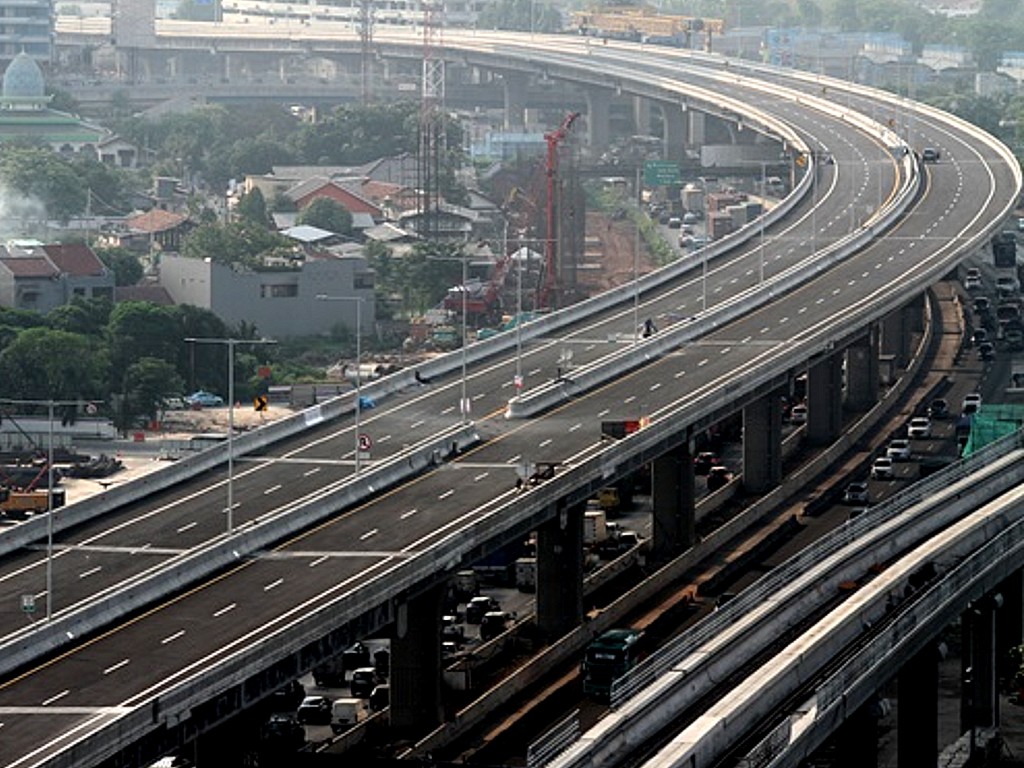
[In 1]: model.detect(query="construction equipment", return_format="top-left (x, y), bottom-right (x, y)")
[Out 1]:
top-left (538, 112), bottom-right (581, 310)
top-left (0, 487), bottom-right (66, 518)
top-left (571, 7), bottom-right (724, 51)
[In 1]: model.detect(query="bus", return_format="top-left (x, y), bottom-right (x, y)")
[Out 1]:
top-left (581, 628), bottom-right (643, 700)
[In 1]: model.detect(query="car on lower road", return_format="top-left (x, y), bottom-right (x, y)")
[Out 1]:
top-left (928, 398), bottom-right (950, 419)
top-left (843, 481), bottom-right (870, 504)
top-left (871, 456), bottom-right (895, 480)
top-left (185, 390), bottom-right (224, 408)
top-left (886, 439), bottom-right (912, 461)
top-left (295, 695), bottom-right (333, 726)
top-left (907, 417), bottom-right (932, 439)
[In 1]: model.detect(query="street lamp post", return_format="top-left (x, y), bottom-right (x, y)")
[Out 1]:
top-left (2, 397), bottom-right (83, 621)
top-left (759, 161), bottom-right (766, 285)
top-left (428, 253), bottom-right (470, 422)
top-left (315, 295), bottom-right (367, 473)
top-left (185, 337), bottom-right (276, 533)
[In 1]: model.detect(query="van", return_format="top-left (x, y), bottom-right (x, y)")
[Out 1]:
top-left (331, 697), bottom-right (369, 731)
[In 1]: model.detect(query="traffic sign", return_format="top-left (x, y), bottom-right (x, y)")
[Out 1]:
top-left (644, 160), bottom-right (681, 187)
top-left (253, 394), bottom-right (269, 412)
top-left (21, 594), bottom-right (35, 614)
top-left (358, 433), bottom-right (373, 452)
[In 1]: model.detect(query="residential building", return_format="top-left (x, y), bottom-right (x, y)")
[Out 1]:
top-left (158, 251), bottom-right (375, 339)
top-left (0, 0), bottom-right (51, 63)
top-left (0, 242), bottom-right (113, 313)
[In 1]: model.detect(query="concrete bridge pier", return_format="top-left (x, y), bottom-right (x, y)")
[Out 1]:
top-left (651, 442), bottom-right (696, 564)
top-left (997, 572), bottom-right (1023, 685)
top-left (503, 73), bottom-right (528, 131)
top-left (880, 309), bottom-right (911, 370)
top-left (835, 700), bottom-right (879, 768)
top-left (742, 388), bottom-right (784, 493)
top-left (844, 329), bottom-right (880, 411)
top-left (585, 89), bottom-right (611, 153)
top-left (633, 95), bottom-right (653, 138)
top-left (536, 500), bottom-right (585, 643)
top-left (962, 594), bottom-right (1003, 736)
top-left (806, 353), bottom-right (844, 446)
top-left (898, 642), bottom-right (942, 766)
top-left (688, 110), bottom-right (706, 149)
top-left (662, 103), bottom-right (687, 161)
top-left (390, 583), bottom-right (446, 736)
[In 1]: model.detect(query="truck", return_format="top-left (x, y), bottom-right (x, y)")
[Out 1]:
top-left (581, 628), bottom-right (643, 700)
top-left (0, 487), bottom-right (65, 518)
top-left (584, 509), bottom-right (608, 546)
top-left (515, 557), bottom-right (536, 592)
top-left (330, 697), bottom-right (369, 732)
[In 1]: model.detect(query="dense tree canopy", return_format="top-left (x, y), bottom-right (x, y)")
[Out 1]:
top-left (296, 197), bottom-right (353, 235)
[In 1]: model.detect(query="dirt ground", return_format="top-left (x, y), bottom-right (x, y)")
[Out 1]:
top-left (576, 212), bottom-right (659, 294)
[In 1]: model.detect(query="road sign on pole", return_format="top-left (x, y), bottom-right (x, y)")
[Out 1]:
top-left (357, 433), bottom-right (372, 452)
top-left (644, 160), bottom-right (681, 187)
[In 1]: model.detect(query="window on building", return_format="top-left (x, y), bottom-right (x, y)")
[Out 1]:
top-left (261, 284), bottom-right (299, 298)
top-left (354, 272), bottom-right (375, 290)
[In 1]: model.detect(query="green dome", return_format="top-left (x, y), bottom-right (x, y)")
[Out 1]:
top-left (3, 53), bottom-right (44, 99)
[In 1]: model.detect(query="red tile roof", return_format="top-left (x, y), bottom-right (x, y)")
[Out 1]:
top-left (0, 256), bottom-right (58, 278)
top-left (125, 209), bottom-right (188, 234)
top-left (42, 243), bottom-right (106, 277)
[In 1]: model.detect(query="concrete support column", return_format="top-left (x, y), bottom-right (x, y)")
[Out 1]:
top-left (972, 598), bottom-right (1000, 729)
top-left (662, 104), bottom-right (687, 161)
top-left (898, 644), bottom-right (940, 767)
top-left (835, 701), bottom-right (879, 768)
top-left (585, 89), bottom-right (611, 153)
top-left (503, 73), bottom-right (528, 131)
top-left (880, 310), bottom-right (910, 369)
top-left (844, 329), bottom-right (879, 411)
top-left (806, 353), bottom-right (843, 446)
top-left (906, 293), bottom-right (925, 334)
top-left (223, 53), bottom-right (233, 81)
top-left (742, 390), bottom-right (783, 493)
top-left (390, 583), bottom-right (445, 736)
top-left (688, 110), bottom-right (706, 147)
top-left (998, 571), bottom-right (1023, 687)
top-left (536, 501), bottom-right (585, 643)
top-left (651, 443), bottom-right (695, 563)
top-left (633, 95), bottom-right (653, 137)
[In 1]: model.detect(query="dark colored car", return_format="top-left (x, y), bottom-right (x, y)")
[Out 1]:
top-left (466, 595), bottom-right (500, 624)
top-left (349, 667), bottom-right (380, 698)
top-left (260, 714), bottom-right (305, 750)
top-left (295, 695), bottom-right (332, 726)
top-left (706, 466), bottom-right (732, 492)
top-left (928, 398), bottom-right (950, 419)
top-left (693, 451), bottom-right (719, 475)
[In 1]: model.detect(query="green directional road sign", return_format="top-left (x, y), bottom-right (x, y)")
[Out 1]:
top-left (644, 160), bottom-right (681, 187)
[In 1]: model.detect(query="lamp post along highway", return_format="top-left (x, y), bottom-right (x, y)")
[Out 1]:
top-left (2, 397), bottom-right (87, 620)
top-left (315, 295), bottom-right (366, 473)
top-left (185, 337), bottom-right (276, 533)
top-left (427, 253), bottom-right (471, 421)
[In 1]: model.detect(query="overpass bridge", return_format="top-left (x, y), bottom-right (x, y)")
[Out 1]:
top-left (0, 26), bottom-right (1019, 768)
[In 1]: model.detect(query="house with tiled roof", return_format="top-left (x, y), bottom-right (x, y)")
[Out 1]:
top-left (285, 178), bottom-right (383, 219)
top-left (0, 243), bottom-right (114, 313)
top-left (100, 209), bottom-right (192, 254)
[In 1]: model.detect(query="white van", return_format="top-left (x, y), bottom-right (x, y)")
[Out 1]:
top-left (331, 697), bottom-right (369, 731)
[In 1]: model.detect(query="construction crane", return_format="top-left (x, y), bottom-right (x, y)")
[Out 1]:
top-left (539, 111), bottom-right (580, 310)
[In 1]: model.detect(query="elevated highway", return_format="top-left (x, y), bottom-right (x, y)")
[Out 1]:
top-left (0, 27), bottom-right (1018, 768)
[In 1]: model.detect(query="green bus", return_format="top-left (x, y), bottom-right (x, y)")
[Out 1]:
top-left (581, 628), bottom-right (643, 700)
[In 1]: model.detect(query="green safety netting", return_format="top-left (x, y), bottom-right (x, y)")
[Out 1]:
top-left (961, 405), bottom-right (1024, 457)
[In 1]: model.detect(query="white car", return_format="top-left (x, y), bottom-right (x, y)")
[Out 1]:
top-left (871, 456), bottom-right (895, 480)
top-left (962, 393), bottom-right (982, 416)
top-left (789, 404), bottom-right (808, 424)
top-left (886, 439), bottom-right (912, 461)
top-left (843, 481), bottom-right (869, 504)
top-left (907, 417), bottom-right (932, 439)
top-left (964, 273), bottom-right (982, 291)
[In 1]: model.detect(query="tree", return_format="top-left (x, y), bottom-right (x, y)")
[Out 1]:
top-left (296, 197), bottom-right (353, 235)
top-left (0, 327), bottom-right (108, 401)
top-left (47, 296), bottom-right (113, 337)
top-left (124, 357), bottom-right (184, 423)
top-left (95, 246), bottom-right (144, 287)
top-left (235, 188), bottom-right (269, 226)
top-left (0, 146), bottom-right (88, 222)
top-left (182, 220), bottom-right (292, 267)
top-left (107, 302), bottom-right (182, 382)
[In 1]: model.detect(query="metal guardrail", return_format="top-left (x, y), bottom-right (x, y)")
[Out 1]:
top-left (527, 711), bottom-right (581, 768)
top-left (0, 423), bottom-right (480, 679)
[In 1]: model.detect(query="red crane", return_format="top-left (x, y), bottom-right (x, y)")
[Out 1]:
top-left (539, 111), bottom-right (581, 309)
